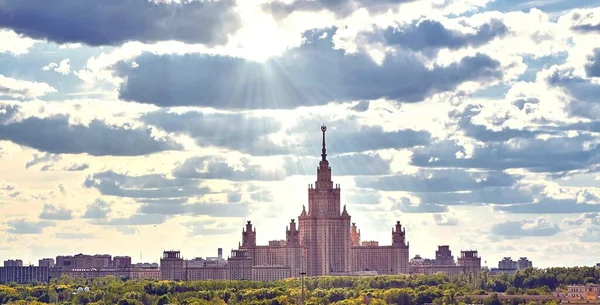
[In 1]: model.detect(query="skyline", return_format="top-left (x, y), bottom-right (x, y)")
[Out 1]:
top-left (1, 0), bottom-right (600, 269)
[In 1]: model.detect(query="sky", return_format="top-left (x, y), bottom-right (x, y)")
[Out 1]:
top-left (0, 0), bottom-right (599, 269)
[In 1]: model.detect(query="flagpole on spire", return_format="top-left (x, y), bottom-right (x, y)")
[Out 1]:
top-left (321, 124), bottom-right (327, 161)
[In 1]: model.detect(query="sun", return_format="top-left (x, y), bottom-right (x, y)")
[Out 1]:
top-left (233, 3), bottom-right (290, 63)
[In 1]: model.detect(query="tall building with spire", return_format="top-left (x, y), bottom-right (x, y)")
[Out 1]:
top-left (298, 125), bottom-right (351, 276)
top-left (233, 125), bottom-right (410, 278)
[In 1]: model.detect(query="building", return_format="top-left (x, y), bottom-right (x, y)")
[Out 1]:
top-left (409, 247), bottom-right (481, 277)
top-left (236, 125), bottom-right (410, 277)
top-left (228, 249), bottom-right (252, 280)
top-left (350, 222), bottom-right (410, 274)
top-left (113, 256), bottom-right (132, 268)
top-left (558, 284), bottom-right (600, 304)
top-left (490, 256), bottom-right (533, 275)
top-left (39, 258), bottom-right (55, 268)
top-left (160, 250), bottom-right (185, 281)
top-left (55, 253), bottom-right (112, 270)
top-left (3, 259), bottom-right (23, 267)
top-left (252, 266), bottom-right (291, 281)
top-left (0, 265), bottom-right (49, 284)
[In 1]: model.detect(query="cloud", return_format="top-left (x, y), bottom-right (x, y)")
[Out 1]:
top-left (344, 189), bottom-right (381, 205)
top-left (82, 199), bottom-right (111, 219)
top-left (116, 28), bottom-right (503, 109)
top-left (173, 156), bottom-right (288, 181)
top-left (137, 201), bottom-right (250, 218)
top-left (54, 232), bottom-right (95, 239)
top-left (185, 219), bottom-right (238, 237)
top-left (84, 171), bottom-right (211, 199)
top-left (0, 30), bottom-right (37, 55)
top-left (372, 18), bottom-right (508, 55)
top-left (142, 110), bottom-right (431, 156)
top-left (0, 74), bottom-right (56, 98)
top-left (390, 197), bottom-right (448, 213)
top-left (494, 199), bottom-right (600, 214)
top-left (42, 59), bottom-right (71, 75)
top-left (0, 110), bottom-right (182, 156)
top-left (96, 214), bottom-right (168, 226)
top-left (562, 212), bottom-right (600, 226)
top-left (411, 136), bottom-right (600, 174)
top-left (490, 217), bottom-right (560, 238)
top-left (39, 204), bottom-right (73, 220)
top-left (355, 169), bottom-right (517, 192)
top-left (25, 153), bottom-right (89, 172)
top-left (5, 219), bottom-right (55, 234)
top-left (286, 153), bottom-right (392, 176)
top-left (433, 214), bottom-right (459, 226)
top-left (417, 187), bottom-right (533, 206)
top-left (264, 0), bottom-right (416, 18)
top-left (585, 48), bottom-right (600, 78)
top-left (0, 0), bottom-right (240, 46)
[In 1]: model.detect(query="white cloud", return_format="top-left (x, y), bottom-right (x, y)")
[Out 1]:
top-left (0, 74), bottom-right (56, 98)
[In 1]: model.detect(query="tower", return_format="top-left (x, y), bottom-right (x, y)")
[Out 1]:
top-left (351, 223), bottom-right (361, 246)
top-left (390, 221), bottom-right (410, 274)
top-left (240, 221), bottom-right (257, 265)
top-left (298, 125), bottom-right (351, 276)
top-left (286, 219), bottom-right (300, 246)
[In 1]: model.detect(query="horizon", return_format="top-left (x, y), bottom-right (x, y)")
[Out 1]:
top-left (1, 0), bottom-right (600, 270)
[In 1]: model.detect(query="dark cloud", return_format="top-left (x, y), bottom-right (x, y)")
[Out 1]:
top-left (585, 48), bottom-right (600, 78)
top-left (494, 198), bottom-right (600, 214)
top-left (137, 201), bottom-right (249, 218)
top-left (490, 218), bottom-right (560, 238)
top-left (94, 214), bottom-right (167, 226)
top-left (84, 171), bottom-right (211, 198)
top-left (0, 112), bottom-right (181, 156)
top-left (5, 219), bottom-right (55, 234)
top-left (286, 153), bottom-right (392, 176)
top-left (82, 199), bottom-right (111, 219)
top-left (25, 153), bottom-right (89, 171)
top-left (417, 187), bottom-right (533, 206)
top-left (355, 169), bottom-right (517, 192)
top-left (0, 0), bottom-right (240, 46)
top-left (143, 110), bottom-right (431, 156)
top-left (390, 197), bottom-right (448, 213)
top-left (452, 104), bottom-right (543, 143)
top-left (117, 28), bottom-right (503, 110)
top-left (141, 110), bottom-right (282, 155)
top-left (373, 18), bottom-right (507, 55)
top-left (39, 204), bottom-right (73, 220)
top-left (545, 66), bottom-right (600, 119)
top-left (173, 156), bottom-right (288, 181)
top-left (264, 0), bottom-right (415, 18)
top-left (411, 135), bottom-right (600, 174)
top-left (227, 192), bottom-right (243, 203)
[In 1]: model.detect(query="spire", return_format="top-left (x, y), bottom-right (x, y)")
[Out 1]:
top-left (321, 124), bottom-right (327, 161)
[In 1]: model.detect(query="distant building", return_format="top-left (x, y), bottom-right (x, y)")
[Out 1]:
top-left (39, 258), bottom-right (55, 268)
top-left (160, 251), bottom-right (185, 281)
top-left (3, 259), bottom-right (23, 267)
top-left (0, 265), bottom-right (48, 284)
top-left (252, 265), bottom-right (291, 281)
top-left (490, 256), bottom-right (533, 275)
top-left (409, 247), bottom-right (481, 277)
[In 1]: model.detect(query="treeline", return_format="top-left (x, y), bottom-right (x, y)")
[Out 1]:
top-left (0, 266), bottom-right (598, 305)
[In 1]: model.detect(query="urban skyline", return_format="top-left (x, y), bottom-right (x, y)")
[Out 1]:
top-left (1, 0), bottom-right (600, 270)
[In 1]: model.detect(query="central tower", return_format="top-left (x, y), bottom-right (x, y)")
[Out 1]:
top-left (298, 125), bottom-right (351, 276)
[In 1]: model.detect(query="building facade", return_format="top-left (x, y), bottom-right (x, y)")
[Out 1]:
top-left (235, 125), bottom-right (410, 278)
top-left (409, 246), bottom-right (481, 277)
